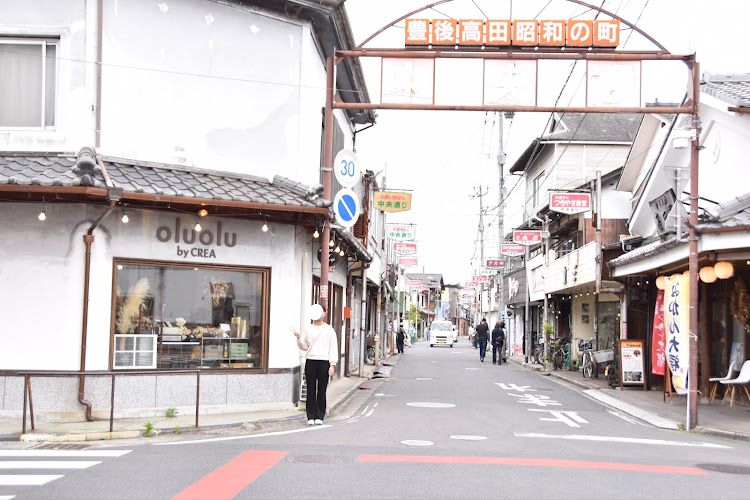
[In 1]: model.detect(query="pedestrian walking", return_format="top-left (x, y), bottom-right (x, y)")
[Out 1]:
top-left (492, 321), bottom-right (506, 365)
top-left (475, 318), bottom-right (490, 362)
top-left (426, 326), bottom-right (431, 342)
top-left (292, 303), bottom-right (338, 426)
top-left (396, 323), bottom-right (406, 353)
top-left (471, 324), bottom-right (477, 348)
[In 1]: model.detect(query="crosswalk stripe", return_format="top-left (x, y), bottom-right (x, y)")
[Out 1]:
top-left (0, 461), bottom-right (101, 469)
top-left (0, 495), bottom-right (17, 499)
top-left (0, 450), bottom-right (130, 458)
top-left (0, 475), bottom-right (63, 486)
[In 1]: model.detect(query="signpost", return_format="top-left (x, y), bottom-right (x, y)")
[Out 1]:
top-left (549, 192), bottom-right (592, 214)
top-left (333, 188), bottom-right (360, 228)
top-left (333, 149), bottom-right (361, 188)
top-left (513, 230), bottom-right (542, 245)
top-left (387, 224), bottom-right (416, 241)
top-left (500, 244), bottom-right (525, 256)
top-left (374, 191), bottom-right (412, 212)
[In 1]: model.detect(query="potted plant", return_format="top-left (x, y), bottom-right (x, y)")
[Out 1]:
top-left (542, 322), bottom-right (555, 371)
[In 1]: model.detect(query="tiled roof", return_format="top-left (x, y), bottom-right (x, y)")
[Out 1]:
top-left (697, 192), bottom-right (750, 231)
top-left (702, 73), bottom-right (750, 108)
top-left (548, 113), bottom-right (643, 142)
top-left (406, 273), bottom-right (443, 289)
top-left (606, 238), bottom-right (683, 268)
top-left (0, 148), bottom-right (327, 209)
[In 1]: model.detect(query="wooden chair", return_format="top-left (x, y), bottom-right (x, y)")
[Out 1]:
top-left (709, 361), bottom-right (736, 403)
top-left (721, 360), bottom-right (750, 407)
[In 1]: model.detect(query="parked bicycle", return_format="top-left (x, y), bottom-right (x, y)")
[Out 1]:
top-left (605, 341), bottom-right (620, 388)
top-left (577, 337), bottom-right (597, 378)
top-left (551, 337), bottom-right (571, 370)
top-left (532, 343), bottom-right (545, 365)
top-left (366, 345), bottom-right (383, 365)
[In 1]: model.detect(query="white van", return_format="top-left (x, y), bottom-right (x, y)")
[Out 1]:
top-left (430, 320), bottom-right (454, 347)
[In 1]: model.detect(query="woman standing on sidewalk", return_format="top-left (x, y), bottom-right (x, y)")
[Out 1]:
top-left (492, 321), bottom-right (505, 365)
top-left (293, 304), bottom-right (338, 426)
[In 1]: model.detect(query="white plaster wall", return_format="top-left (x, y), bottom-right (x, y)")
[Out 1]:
top-left (0, 203), bottom-right (309, 371)
top-left (0, 0), bottom-right (94, 151)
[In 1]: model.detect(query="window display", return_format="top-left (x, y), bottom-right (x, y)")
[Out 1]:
top-left (113, 260), bottom-right (268, 371)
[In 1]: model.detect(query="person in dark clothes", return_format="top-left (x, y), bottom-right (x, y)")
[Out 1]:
top-left (492, 321), bottom-right (506, 365)
top-left (475, 318), bottom-right (490, 362)
top-left (396, 323), bottom-right (406, 353)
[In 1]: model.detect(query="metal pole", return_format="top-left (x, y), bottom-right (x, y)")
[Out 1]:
top-left (687, 60), bottom-right (701, 430)
top-left (110, 374), bottom-right (115, 432)
top-left (195, 371), bottom-right (201, 428)
top-left (497, 113), bottom-right (509, 343)
top-left (595, 171), bottom-right (602, 348)
top-left (524, 246), bottom-right (531, 363)
top-left (359, 267), bottom-right (367, 377)
top-left (320, 56), bottom-right (334, 312)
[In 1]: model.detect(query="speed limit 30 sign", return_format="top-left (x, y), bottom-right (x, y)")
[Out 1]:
top-left (334, 149), bottom-right (362, 188)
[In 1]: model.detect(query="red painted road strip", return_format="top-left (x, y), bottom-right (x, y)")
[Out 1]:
top-left (173, 450), bottom-right (288, 500)
top-left (358, 455), bottom-right (708, 476)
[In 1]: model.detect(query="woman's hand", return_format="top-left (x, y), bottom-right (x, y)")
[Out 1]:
top-left (328, 365), bottom-right (335, 377)
top-left (290, 327), bottom-right (300, 339)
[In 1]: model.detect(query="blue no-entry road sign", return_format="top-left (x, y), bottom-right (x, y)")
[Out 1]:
top-left (333, 188), bottom-right (360, 228)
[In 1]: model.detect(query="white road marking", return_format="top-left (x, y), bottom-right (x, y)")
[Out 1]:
top-left (416, 377), bottom-right (433, 380)
top-left (465, 368), bottom-right (480, 371)
top-left (515, 432), bottom-right (732, 449)
top-left (0, 495), bottom-right (16, 499)
top-left (509, 393), bottom-right (562, 406)
top-left (529, 410), bottom-right (588, 428)
top-left (495, 383), bottom-right (536, 392)
top-left (608, 410), bottom-right (646, 426)
top-left (153, 425), bottom-right (331, 446)
top-left (373, 393), bottom-right (395, 397)
top-left (449, 435), bottom-right (487, 441)
top-left (0, 476), bottom-right (63, 486)
top-left (0, 461), bottom-right (101, 469)
top-left (401, 440), bottom-right (434, 446)
top-left (0, 450), bottom-right (130, 458)
top-left (406, 402), bottom-right (456, 408)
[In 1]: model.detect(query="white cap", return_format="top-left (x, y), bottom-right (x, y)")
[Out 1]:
top-left (307, 304), bottom-right (325, 321)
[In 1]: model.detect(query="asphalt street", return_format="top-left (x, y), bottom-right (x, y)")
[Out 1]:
top-left (2, 339), bottom-right (750, 499)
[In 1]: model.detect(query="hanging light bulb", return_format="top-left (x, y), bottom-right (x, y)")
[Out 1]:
top-left (195, 220), bottom-right (202, 232)
top-left (121, 206), bottom-right (129, 224)
top-left (261, 215), bottom-right (269, 232)
top-left (38, 201), bottom-right (47, 221)
top-left (329, 238), bottom-right (335, 248)
top-left (335, 244), bottom-right (341, 253)
top-left (313, 228), bottom-right (320, 239)
top-left (339, 248), bottom-right (345, 257)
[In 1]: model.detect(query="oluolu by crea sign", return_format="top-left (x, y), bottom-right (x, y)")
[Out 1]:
top-left (156, 218), bottom-right (237, 259)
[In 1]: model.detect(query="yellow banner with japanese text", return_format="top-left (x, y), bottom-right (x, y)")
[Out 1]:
top-left (374, 191), bottom-right (412, 213)
top-left (663, 276), bottom-right (690, 392)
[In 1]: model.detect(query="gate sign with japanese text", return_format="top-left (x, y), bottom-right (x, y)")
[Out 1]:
top-left (486, 259), bottom-right (506, 268)
top-left (405, 19), bottom-right (620, 48)
top-left (550, 192), bottom-right (591, 214)
top-left (394, 242), bottom-right (417, 254)
top-left (501, 244), bottom-right (525, 256)
top-left (387, 224), bottom-right (416, 241)
top-left (513, 230), bottom-right (542, 246)
top-left (374, 191), bottom-right (412, 213)
top-left (333, 149), bottom-right (361, 189)
top-left (399, 256), bottom-right (419, 268)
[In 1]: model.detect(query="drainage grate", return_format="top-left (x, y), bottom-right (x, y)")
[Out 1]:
top-left (696, 463), bottom-right (750, 475)
top-left (33, 443), bottom-right (90, 450)
top-left (287, 455), bottom-right (352, 465)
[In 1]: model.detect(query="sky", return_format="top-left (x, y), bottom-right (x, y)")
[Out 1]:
top-left (343, 0), bottom-right (750, 285)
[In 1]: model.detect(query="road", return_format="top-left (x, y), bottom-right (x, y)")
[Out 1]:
top-left (2, 340), bottom-right (750, 499)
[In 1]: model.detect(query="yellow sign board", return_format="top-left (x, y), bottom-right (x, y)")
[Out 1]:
top-left (374, 191), bottom-right (412, 213)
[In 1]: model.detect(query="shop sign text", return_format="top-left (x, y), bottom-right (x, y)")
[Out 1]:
top-left (156, 218), bottom-right (237, 260)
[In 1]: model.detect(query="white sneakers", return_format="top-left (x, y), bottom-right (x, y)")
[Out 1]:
top-left (307, 419), bottom-right (315, 426)
top-left (307, 419), bottom-right (324, 425)
top-left (314, 419), bottom-right (323, 425)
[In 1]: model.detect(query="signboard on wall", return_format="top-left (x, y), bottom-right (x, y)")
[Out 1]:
top-left (394, 242), bottom-right (418, 254)
top-left (485, 259), bottom-right (506, 268)
top-left (513, 230), bottom-right (542, 245)
top-left (501, 244), bottom-right (525, 256)
top-left (549, 192), bottom-right (591, 214)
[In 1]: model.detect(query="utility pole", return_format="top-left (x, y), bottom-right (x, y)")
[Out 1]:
top-left (476, 186), bottom-right (487, 322)
top-left (497, 112), bottom-right (513, 337)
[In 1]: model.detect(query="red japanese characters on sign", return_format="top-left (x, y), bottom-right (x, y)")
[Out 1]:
top-left (399, 257), bottom-right (419, 267)
top-left (394, 242), bottom-right (418, 254)
top-left (407, 279), bottom-right (422, 287)
top-left (485, 259), bottom-right (506, 268)
top-left (464, 281), bottom-right (478, 288)
top-left (473, 275), bottom-right (490, 283)
top-left (513, 230), bottom-right (542, 246)
top-left (405, 18), bottom-right (620, 48)
top-left (500, 244), bottom-right (526, 256)
top-left (549, 192), bottom-right (592, 214)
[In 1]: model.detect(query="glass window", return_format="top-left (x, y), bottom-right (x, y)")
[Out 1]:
top-left (0, 38), bottom-right (57, 128)
top-left (113, 260), bottom-right (269, 371)
top-left (532, 172), bottom-right (545, 208)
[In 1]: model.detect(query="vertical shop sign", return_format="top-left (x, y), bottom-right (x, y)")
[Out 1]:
top-left (651, 289), bottom-right (666, 376)
top-left (663, 276), bottom-right (690, 391)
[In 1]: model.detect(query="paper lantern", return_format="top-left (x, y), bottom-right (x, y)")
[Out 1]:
top-left (683, 269), bottom-right (690, 276)
top-left (655, 276), bottom-right (666, 290)
top-left (714, 261), bottom-right (734, 280)
top-left (699, 266), bottom-right (717, 283)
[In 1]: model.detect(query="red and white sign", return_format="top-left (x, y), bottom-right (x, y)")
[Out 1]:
top-left (394, 242), bottom-right (418, 254)
top-left (486, 259), bottom-right (506, 268)
top-left (513, 230), bottom-right (542, 245)
top-left (320, 285), bottom-right (328, 299)
top-left (473, 275), bottom-right (490, 283)
top-left (500, 244), bottom-right (526, 256)
top-left (407, 279), bottom-right (422, 288)
top-left (464, 281), bottom-right (478, 289)
top-left (398, 257), bottom-right (419, 268)
top-left (550, 192), bottom-right (591, 214)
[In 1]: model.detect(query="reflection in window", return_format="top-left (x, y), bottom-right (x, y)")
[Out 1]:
top-left (113, 262), bottom-right (267, 371)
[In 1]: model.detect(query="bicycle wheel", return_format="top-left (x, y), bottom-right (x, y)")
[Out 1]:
top-left (582, 352), bottom-right (594, 378)
top-left (553, 347), bottom-right (565, 369)
top-left (366, 346), bottom-right (375, 365)
top-left (533, 345), bottom-right (544, 364)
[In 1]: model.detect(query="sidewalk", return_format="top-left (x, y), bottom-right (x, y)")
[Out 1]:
top-left (0, 363), bottom-right (380, 443)
top-left (508, 354), bottom-right (750, 442)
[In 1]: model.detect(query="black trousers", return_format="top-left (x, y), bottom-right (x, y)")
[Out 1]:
top-left (493, 341), bottom-right (504, 364)
top-left (305, 359), bottom-right (330, 421)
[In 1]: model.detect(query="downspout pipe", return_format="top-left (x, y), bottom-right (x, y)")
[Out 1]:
top-left (79, 201), bottom-right (115, 421)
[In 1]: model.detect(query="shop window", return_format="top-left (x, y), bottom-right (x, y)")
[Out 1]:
top-left (113, 260), bottom-right (269, 371)
top-left (0, 38), bottom-right (57, 128)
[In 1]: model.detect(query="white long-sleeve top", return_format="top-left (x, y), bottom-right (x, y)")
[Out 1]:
top-left (297, 323), bottom-right (338, 365)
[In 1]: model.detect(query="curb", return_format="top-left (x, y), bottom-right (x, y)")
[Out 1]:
top-left (694, 426), bottom-right (750, 443)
